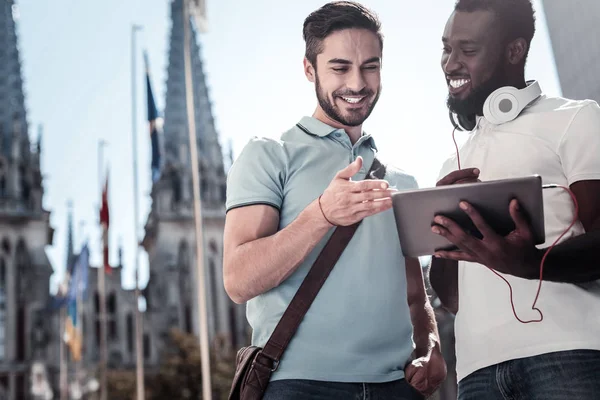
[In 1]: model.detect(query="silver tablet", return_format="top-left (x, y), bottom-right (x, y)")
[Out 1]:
top-left (391, 175), bottom-right (545, 257)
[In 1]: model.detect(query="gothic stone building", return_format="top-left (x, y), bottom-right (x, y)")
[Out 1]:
top-left (141, 0), bottom-right (247, 364)
top-left (0, 0), bottom-right (56, 398)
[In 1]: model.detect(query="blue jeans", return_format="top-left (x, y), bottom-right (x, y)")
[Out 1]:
top-left (263, 379), bottom-right (424, 400)
top-left (458, 349), bottom-right (600, 400)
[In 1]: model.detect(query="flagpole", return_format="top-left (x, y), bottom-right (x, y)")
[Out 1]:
top-left (130, 23), bottom-right (145, 400)
top-left (97, 140), bottom-right (108, 400)
top-left (182, 1), bottom-right (212, 398)
top-left (59, 306), bottom-right (68, 400)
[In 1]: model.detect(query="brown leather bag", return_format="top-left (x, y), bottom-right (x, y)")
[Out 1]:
top-left (228, 157), bottom-right (386, 400)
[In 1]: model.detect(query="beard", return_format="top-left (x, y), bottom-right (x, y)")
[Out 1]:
top-left (447, 61), bottom-right (508, 119)
top-left (315, 74), bottom-right (380, 127)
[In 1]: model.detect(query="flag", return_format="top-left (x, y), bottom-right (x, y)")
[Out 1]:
top-left (189, 0), bottom-right (208, 33)
top-left (144, 51), bottom-right (161, 183)
top-left (48, 244), bottom-right (90, 311)
top-left (64, 244), bottom-right (89, 361)
top-left (100, 174), bottom-right (111, 274)
top-left (64, 299), bottom-right (82, 361)
top-left (68, 244), bottom-right (90, 302)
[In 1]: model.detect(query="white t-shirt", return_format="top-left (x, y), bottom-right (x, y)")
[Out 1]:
top-left (438, 94), bottom-right (600, 381)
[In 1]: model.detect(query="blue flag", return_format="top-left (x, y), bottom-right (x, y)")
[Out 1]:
top-left (68, 243), bottom-right (90, 302)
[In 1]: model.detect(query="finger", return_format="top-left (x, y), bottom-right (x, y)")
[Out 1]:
top-left (404, 364), bottom-right (417, 382)
top-left (436, 168), bottom-right (480, 186)
top-left (454, 178), bottom-right (481, 185)
top-left (335, 156), bottom-right (363, 180)
top-left (353, 198), bottom-right (392, 220)
top-left (353, 179), bottom-right (390, 192)
top-left (433, 250), bottom-right (477, 262)
top-left (459, 201), bottom-right (498, 239)
top-left (355, 188), bottom-right (397, 202)
top-left (509, 199), bottom-right (532, 238)
top-left (431, 218), bottom-right (482, 254)
top-left (409, 370), bottom-right (428, 393)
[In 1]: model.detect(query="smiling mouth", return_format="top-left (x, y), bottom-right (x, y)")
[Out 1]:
top-left (338, 95), bottom-right (367, 105)
top-left (447, 77), bottom-right (471, 95)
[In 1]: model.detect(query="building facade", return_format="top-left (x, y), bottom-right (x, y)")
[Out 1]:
top-left (141, 0), bottom-right (247, 366)
top-left (542, 0), bottom-right (600, 102)
top-left (0, 1), bottom-right (57, 398)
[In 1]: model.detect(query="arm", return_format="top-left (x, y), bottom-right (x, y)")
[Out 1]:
top-left (406, 257), bottom-right (440, 357)
top-left (224, 156), bottom-right (394, 304)
top-left (404, 257), bottom-right (447, 396)
top-left (428, 258), bottom-right (459, 314)
top-left (433, 180), bottom-right (600, 283)
top-left (425, 167), bottom-right (479, 313)
top-left (534, 180), bottom-right (600, 283)
top-left (223, 202), bottom-right (331, 304)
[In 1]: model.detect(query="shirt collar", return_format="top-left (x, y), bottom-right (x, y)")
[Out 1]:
top-left (296, 116), bottom-right (378, 150)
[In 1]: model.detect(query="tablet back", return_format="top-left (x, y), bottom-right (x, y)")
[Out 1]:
top-left (391, 175), bottom-right (545, 257)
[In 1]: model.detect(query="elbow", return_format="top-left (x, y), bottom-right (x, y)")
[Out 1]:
top-left (223, 271), bottom-right (246, 305)
top-left (223, 260), bottom-right (248, 304)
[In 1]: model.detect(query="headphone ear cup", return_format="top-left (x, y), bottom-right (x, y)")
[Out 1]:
top-left (483, 87), bottom-right (521, 125)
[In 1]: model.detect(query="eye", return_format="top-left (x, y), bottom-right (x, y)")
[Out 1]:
top-left (332, 67), bottom-right (348, 72)
top-left (363, 65), bottom-right (379, 70)
top-left (462, 49), bottom-right (477, 56)
top-left (442, 46), bottom-right (451, 53)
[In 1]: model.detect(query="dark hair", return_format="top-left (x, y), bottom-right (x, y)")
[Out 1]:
top-left (302, 1), bottom-right (383, 67)
top-left (455, 0), bottom-right (536, 60)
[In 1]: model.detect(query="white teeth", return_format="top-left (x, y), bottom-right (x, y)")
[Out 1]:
top-left (341, 96), bottom-right (363, 104)
top-left (450, 79), bottom-right (470, 89)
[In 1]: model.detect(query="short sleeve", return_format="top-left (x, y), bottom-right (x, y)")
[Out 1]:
top-left (226, 137), bottom-right (286, 212)
top-left (558, 102), bottom-right (600, 185)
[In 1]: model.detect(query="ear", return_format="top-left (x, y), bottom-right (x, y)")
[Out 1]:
top-left (506, 38), bottom-right (528, 65)
top-left (304, 57), bottom-right (316, 82)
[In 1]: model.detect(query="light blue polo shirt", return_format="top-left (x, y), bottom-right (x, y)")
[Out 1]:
top-left (226, 116), bottom-right (418, 383)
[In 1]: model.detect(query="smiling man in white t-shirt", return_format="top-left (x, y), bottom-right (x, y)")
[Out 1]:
top-left (429, 0), bottom-right (600, 399)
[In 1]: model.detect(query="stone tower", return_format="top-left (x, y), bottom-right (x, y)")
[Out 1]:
top-left (0, 0), bottom-right (56, 398)
top-left (142, 0), bottom-right (247, 366)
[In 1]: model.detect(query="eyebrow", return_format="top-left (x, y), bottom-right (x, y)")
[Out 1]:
top-left (327, 57), bottom-right (381, 65)
top-left (442, 37), bottom-right (479, 46)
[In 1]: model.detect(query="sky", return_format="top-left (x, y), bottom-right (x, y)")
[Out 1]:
top-left (14, 0), bottom-right (562, 292)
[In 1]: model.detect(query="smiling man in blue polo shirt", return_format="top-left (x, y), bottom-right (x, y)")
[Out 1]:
top-left (223, 2), bottom-right (446, 399)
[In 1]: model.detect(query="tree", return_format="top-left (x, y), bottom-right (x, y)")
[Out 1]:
top-left (149, 329), bottom-right (236, 400)
top-left (106, 369), bottom-right (137, 400)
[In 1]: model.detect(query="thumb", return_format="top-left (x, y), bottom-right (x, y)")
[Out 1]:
top-left (509, 199), bottom-right (531, 237)
top-left (336, 156), bottom-right (363, 180)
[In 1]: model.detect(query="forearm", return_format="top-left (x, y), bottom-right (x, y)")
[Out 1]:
top-left (409, 300), bottom-right (440, 358)
top-left (525, 229), bottom-right (600, 283)
top-left (224, 200), bottom-right (332, 303)
top-left (428, 258), bottom-right (459, 314)
top-left (406, 257), bottom-right (441, 358)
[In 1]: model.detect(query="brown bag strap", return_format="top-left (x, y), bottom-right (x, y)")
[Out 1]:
top-left (259, 156), bottom-right (386, 367)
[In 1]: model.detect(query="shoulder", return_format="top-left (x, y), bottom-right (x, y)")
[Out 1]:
top-left (526, 96), bottom-right (599, 123)
top-left (238, 136), bottom-right (286, 157)
top-left (231, 136), bottom-right (288, 171)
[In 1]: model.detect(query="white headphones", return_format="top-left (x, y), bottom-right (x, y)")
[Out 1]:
top-left (483, 80), bottom-right (542, 125)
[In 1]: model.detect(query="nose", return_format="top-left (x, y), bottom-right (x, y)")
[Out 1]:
top-left (442, 50), bottom-right (462, 75)
top-left (346, 68), bottom-right (367, 92)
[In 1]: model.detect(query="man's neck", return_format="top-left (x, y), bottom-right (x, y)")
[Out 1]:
top-left (312, 108), bottom-right (362, 144)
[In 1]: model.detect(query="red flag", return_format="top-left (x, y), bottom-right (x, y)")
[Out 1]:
top-left (100, 174), bottom-right (111, 274)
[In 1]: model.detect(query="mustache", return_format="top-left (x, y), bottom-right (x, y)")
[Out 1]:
top-left (333, 88), bottom-right (374, 97)
top-left (446, 74), bottom-right (470, 80)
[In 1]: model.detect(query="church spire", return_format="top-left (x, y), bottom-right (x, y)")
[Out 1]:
top-left (0, 0), bottom-right (28, 158)
top-left (162, 0), bottom-right (224, 173)
top-left (66, 201), bottom-right (75, 271)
